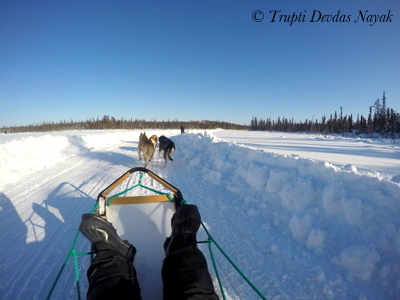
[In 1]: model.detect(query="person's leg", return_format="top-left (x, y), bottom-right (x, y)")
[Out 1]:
top-left (79, 214), bottom-right (142, 300)
top-left (87, 241), bottom-right (141, 300)
top-left (162, 205), bottom-right (219, 300)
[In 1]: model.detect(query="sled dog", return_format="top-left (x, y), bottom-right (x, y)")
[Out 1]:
top-left (149, 135), bottom-right (158, 148)
top-left (159, 135), bottom-right (175, 167)
top-left (138, 132), bottom-right (155, 168)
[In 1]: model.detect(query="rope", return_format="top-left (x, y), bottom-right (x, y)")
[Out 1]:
top-left (72, 249), bottom-right (81, 300)
top-left (46, 205), bottom-right (97, 300)
top-left (207, 240), bottom-right (227, 300)
top-left (107, 184), bottom-right (174, 205)
top-left (201, 223), bottom-right (268, 300)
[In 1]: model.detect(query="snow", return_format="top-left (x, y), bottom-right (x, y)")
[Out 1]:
top-left (0, 129), bottom-right (399, 299)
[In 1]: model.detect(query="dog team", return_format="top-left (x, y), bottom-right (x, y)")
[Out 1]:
top-left (138, 132), bottom-right (175, 168)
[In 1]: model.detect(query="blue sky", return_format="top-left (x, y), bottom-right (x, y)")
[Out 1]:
top-left (1, 0), bottom-right (399, 127)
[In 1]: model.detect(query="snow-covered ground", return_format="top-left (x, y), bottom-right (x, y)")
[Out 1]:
top-left (0, 129), bottom-right (399, 299)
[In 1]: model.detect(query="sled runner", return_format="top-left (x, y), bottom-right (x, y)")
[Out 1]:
top-left (47, 167), bottom-right (268, 300)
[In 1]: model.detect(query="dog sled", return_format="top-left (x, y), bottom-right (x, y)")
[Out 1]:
top-left (46, 167), bottom-right (268, 300)
top-left (95, 167), bottom-right (181, 299)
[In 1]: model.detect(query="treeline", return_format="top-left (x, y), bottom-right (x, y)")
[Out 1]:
top-left (2, 116), bottom-right (248, 133)
top-left (250, 92), bottom-right (400, 138)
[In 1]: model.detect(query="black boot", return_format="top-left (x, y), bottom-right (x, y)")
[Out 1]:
top-left (87, 241), bottom-right (142, 300)
top-left (79, 213), bottom-right (136, 259)
top-left (164, 204), bottom-right (201, 255)
top-left (162, 205), bottom-right (219, 299)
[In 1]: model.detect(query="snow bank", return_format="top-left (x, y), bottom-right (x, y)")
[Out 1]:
top-left (0, 130), bottom-right (133, 187)
top-left (172, 131), bottom-right (400, 299)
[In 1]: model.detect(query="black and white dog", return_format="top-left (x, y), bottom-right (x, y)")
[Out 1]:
top-left (158, 135), bottom-right (175, 167)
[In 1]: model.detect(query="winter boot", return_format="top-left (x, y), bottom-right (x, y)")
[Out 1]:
top-left (87, 241), bottom-right (142, 300)
top-left (162, 205), bottom-right (219, 299)
top-left (164, 204), bottom-right (201, 255)
top-left (79, 213), bottom-right (136, 260)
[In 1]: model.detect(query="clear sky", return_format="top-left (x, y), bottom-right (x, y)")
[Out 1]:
top-left (1, 0), bottom-right (399, 127)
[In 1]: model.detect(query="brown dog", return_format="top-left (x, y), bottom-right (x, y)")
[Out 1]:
top-left (138, 132), bottom-right (155, 168)
top-left (149, 135), bottom-right (158, 148)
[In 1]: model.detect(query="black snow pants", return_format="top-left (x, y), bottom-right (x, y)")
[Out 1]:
top-left (162, 248), bottom-right (219, 300)
top-left (86, 241), bottom-right (141, 300)
top-left (86, 241), bottom-right (219, 300)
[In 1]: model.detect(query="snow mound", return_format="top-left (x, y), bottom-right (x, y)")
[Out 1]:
top-left (172, 131), bottom-right (400, 299)
top-left (0, 131), bottom-right (130, 187)
top-left (332, 244), bottom-right (380, 281)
